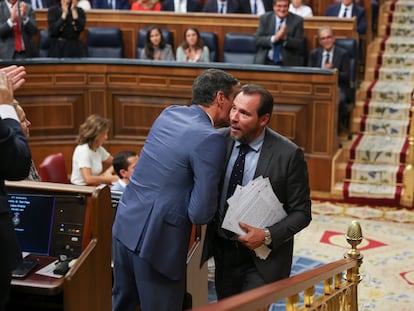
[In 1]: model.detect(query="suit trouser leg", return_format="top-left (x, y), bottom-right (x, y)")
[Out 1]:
top-left (112, 237), bottom-right (185, 311)
top-left (213, 237), bottom-right (266, 300)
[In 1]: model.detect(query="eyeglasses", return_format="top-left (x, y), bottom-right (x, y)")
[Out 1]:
top-left (319, 35), bottom-right (333, 41)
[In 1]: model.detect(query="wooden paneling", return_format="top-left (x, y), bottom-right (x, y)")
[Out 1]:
top-left (9, 60), bottom-right (339, 192)
top-left (32, 10), bottom-right (358, 60)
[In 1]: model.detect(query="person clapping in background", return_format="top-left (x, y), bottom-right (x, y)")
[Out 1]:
top-left (140, 25), bottom-right (174, 61)
top-left (47, 0), bottom-right (86, 57)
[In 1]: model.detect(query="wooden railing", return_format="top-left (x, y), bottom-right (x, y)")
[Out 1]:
top-left (2, 59), bottom-right (340, 192)
top-left (191, 221), bottom-right (364, 311)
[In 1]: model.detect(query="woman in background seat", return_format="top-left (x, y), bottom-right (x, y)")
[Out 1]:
top-left (176, 27), bottom-right (210, 62)
top-left (71, 114), bottom-right (118, 186)
top-left (131, 0), bottom-right (161, 11)
top-left (140, 26), bottom-right (174, 60)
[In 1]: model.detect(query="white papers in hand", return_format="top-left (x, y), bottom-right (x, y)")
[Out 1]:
top-left (222, 176), bottom-right (287, 236)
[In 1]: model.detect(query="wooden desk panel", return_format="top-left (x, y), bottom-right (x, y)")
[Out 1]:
top-left (11, 255), bottom-right (62, 296)
top-left (32, 10), bottom-right (358, 60)
top-left (7, 60), bottom-right (338, 192)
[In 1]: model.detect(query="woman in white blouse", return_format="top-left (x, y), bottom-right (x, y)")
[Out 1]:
top-left (289, 0), bottom-right (313, 17)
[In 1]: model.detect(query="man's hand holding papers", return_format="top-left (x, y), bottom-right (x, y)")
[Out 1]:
top-left (221, 176), bottom-right (287, 259)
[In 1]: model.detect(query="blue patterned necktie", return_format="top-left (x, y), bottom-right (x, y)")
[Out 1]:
top-left (218, 144), bottom-right (252, 238)
top-left (343, 8), bottom-right (348, 18)
top-left (226, 144), bottom-right (252, 201)
top-left (273, 19), bottom-right (284, 63)
top-left (253, 0), bottom-right (257, 15)
top-left (220, 2), bottom-right (225, 13)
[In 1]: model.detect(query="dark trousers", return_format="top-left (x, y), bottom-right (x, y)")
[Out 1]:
top-left (213, 237), bottom-right (266, 300)
top-left (112, 238), bottom-right (185, 311)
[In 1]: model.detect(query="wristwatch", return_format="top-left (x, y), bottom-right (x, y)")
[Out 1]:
top-left (263, 228), bottom-right (272, 246)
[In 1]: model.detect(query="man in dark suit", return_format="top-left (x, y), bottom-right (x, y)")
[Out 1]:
top-left (112, 69), bottom-right (240, 311)
top-left (161, 0), bottom-right (202, 12)
top-left (325, 0), bottom-right (367, 35)
top-left (92, 0), bottom-right (130, 10)
top-left (203, 0), bottom-right (243, 13)
top-left (240, 0), bottom-right (273, 15)
top-left (0, 67), bottom-right (31, 311)
top-left (0, 0), bottom-right (38, 59)
top-left (201, 84), bottom-right (312, 299)
top-left (309, 26), bottom-right (352, 133)
top-left (23, 0), bottom-right (55, 9)
top-left (254, 0), bottom-right (304, 66)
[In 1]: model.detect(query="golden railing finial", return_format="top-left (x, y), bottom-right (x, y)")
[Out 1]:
top-left (345, 220), bottom-right (363, 258)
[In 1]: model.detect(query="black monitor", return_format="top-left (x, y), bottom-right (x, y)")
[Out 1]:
top-left (8, 194), bottom-right (55, 256)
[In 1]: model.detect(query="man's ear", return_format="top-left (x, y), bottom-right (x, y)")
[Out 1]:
top-left (260, 113), bottom-right (270, 126)
top-left (119, 168), bottom-right (127, 179)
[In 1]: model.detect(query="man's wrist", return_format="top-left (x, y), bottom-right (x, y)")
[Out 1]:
top-left (263, 228), bottom-right (272, 245)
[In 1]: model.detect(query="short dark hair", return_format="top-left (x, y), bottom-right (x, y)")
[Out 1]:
top-left (192, 69), bottom-right (239, 107)
top-left (239, 84), bottom-right (274, 118)
top-left (113, 150), bottom-right (137, 178)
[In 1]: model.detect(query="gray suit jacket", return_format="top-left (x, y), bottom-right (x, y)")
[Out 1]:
top-left (202, 127), bottom-right (312, 283)
top-left (254, 11), bottom-right (304, 66)
top-left (0, 1), bottom-right (38, 59)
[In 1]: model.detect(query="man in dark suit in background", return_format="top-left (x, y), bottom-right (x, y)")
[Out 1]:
top-left (0, 67), bottom-right (31, 311)
top-left (0, 0), bottom-right (38, 59)
top-left (309, 26), bottom-right (352, 133)
top-left (92, 0), bottom-right (130, 10)
top-left (24, 0), bottom-right (55, 9)
top-left (203, 0), bottom-right (243, 13)
top-left (240, 0), bottom-right (273, 15)
top-left (162, 0), bottom-right (202, 12)
top-left (254, 0), bottom-right (304, 66)
top-left (325, 0), bottom-right (367, 35)
top-left (201, 84), bottom-right (312, 299)
top-left (112, 69), bottom-right (240, 311)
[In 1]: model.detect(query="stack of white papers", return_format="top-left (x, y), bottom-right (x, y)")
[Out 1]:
top-left (221, 176), bottom-right (287, 259)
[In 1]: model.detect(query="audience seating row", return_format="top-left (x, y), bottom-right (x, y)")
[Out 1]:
top-left (37, 27), bottom-right (357, 87)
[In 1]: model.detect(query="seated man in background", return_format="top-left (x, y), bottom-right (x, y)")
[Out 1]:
top-left (308, 26), bottom-right (352, 133)
top-left (239, 0), bottom-right (273, 15)
top-left (325, 0), bottom-right (367, 35)
top-left (13, 99), bottom-right (40, 181)
top-left (161, 0), bottom-right (202, 12)
top-left (254, 0), bottom-right (304, 66)
top-left (0, 0), bottom-right (38, 59)
top-left (93, 0), bottom-right (130, 9)
top-left (203, 0), bottom-right (243, 13)
top-left (112, 150), bottom-right (139, 193)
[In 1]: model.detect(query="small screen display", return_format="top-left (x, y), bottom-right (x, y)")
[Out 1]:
top-left (8, 194), bottom-right (55, 256)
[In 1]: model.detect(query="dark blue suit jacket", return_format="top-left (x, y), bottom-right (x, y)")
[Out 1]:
top-left (325, 4), bottom-right (367, 35)
top-left (92, 0), bottom-right (130, 10)
top-left (113, 104), bottom-right (227, 280)
top-left (203, 0), bottom-right (243, 13)
top-left (239, 0), bottom-right (273, 14)
top-left (161, 0), bottom-right (202, 12)
top-left (23, 0), bottom-right (56, 9)
top-left (0, 115), bottom-right (31, 296)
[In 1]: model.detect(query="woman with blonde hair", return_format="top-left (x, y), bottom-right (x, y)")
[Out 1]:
top-left (71, 114), bottom-right (118, 186)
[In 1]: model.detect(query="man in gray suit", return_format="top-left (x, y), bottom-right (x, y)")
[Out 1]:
top-left (0, 0), bottom-right (38, 59)
top-left (112, 69), bottom-right (240, 311)
top-left (201, 84), bottom-right (312, 299)
top-left (254, 0), bottom-right (304, 66)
